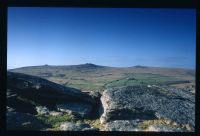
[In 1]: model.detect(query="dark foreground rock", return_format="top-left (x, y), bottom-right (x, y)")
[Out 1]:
top-left (7, 72), bottom-right (100, 119)
top-left (7, 111), bottom-right (49, 130)
top-left (60, 122), bottom-right (98, 131)
top-left (100, 85), bottom-right (195, 131)
top-left (7, 89), bottom-right (38, 114)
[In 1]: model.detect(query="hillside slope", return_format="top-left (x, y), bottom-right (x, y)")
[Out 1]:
top-left (9, 64), bottom-right (195, 93)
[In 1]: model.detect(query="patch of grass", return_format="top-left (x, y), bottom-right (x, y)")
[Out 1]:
top-left (106, 78), bottom-right (141, 88)
top-left (36, 112), bottom-right (102, 131)
top-left (67, 83), bottom-right (102, 91)
top-left (36, 114), bottom-right (76, 129)
top-left (105, 73), bottom-right (184, 88)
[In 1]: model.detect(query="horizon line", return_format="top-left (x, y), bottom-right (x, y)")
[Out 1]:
top-left (7, 63), bottom-right (195, 70)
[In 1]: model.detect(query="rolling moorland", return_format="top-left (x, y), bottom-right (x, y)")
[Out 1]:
top-left (7, 63), bottom-right (195, 131)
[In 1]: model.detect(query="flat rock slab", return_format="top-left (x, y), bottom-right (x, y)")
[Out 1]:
top-left (60, 122), bottom-right (98, 131)
top-left (103, 120), bottom-right (141, 131)
top-left (100, 85), bottom-right (195, 129)
top-left (147, 125), bottom-right (189, 132)
top-left (103, 120), bottom-right (189, 132)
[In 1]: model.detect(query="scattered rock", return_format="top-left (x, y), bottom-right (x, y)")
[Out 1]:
top-left (7, 106), bottom-right (15, 112)
top-left (89, 91), bottom-right (101, 100)
top-left (60, 122), bottom-right (98, 131)
top-left (57, 103), bottom-right (92, 118)
top-left (185, 124), bottom-right (194, 131)
top-left (35, 106), bottom-right (49, 115)
top-left (49, 111), bottom-right (63, 116)
top-left (147, 85), bottom-right (151, 88)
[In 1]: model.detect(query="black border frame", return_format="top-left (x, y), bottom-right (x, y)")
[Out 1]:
top-left (0, 0), bottom-right (199, 136)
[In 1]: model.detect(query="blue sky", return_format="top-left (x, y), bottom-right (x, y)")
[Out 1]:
top-left (8, 8), bottom-right (196, 69)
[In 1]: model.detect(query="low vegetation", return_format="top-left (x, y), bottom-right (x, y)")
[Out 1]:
top-left (36, 114), bottom-right (76, 130)
top-left (82, 119), bottom-right (102, 129)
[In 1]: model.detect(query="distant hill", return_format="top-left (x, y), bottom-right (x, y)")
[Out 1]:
top-left (9, 64), bottom-right (195, 92)
top-left (133, 65), bottom-right (149, 68)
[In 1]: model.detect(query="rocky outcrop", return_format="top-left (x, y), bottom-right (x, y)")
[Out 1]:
top-left (60, 122), bottom-right (98, 131)
top-left (7, 72), bottom-right (97, 117)
top-left (7, 71), bottom-right (195, 131)
top-left (100, 85), bottom-right (195, 131)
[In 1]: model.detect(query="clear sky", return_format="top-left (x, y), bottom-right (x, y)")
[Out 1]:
top-left (8, 7), bottom-right (196, 69)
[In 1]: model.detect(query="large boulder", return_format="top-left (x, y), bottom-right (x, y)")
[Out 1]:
top-left (100, 85), bottom-right (195, 131)
top-left (7, 72), bottom-right (97, 117)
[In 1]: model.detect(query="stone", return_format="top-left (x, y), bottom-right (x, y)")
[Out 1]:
top-left (60, 122), bottom-right (98, 131)
top-left (185, 124), bottom-right (193, 131)
top-left (7, 106), bottom-right (15, 112)
top-left (57, 103), bottom-right (92, 118)
top-left (147, 85), bottom-right (151, 88)
top-left (49, 111), bottom-right (63, 116)
top-left (103, 120), bottom-right (141, 131)
top-left (35, 106), bottom-right (49, 115)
